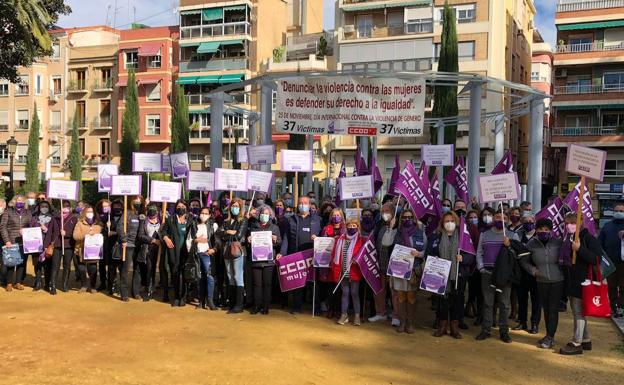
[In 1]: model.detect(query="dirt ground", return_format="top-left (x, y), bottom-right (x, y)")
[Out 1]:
top-left (1, 283), bottom-right (622, 385)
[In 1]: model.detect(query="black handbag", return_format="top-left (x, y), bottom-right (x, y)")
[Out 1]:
top-left (184, 255), bottom-right (201, 282)
top-left (137, 243), bottom-right (150, 263)
top-left (111, 243), bottom-right (122, 261)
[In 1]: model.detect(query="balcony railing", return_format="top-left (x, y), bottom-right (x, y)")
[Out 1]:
top-left (343, 21), bottom-right (433, 40)
top-left (180, 21), bottom-right (251, 40)
top-left (92, 79), bottom-right (113, 91)
top-left (49, 124), bottom-right (61, 132)
top-left (186, 94), bottom-right (212, 105)
top-left (531, 76), bottom-right (549, 82)
top-left (556, 41), bottom-right (624, 53)
top-left (179, 58), bottom-right (248, 73)
top-left (190, 129), bottom-right (210, 139)
top-left (554, 84), bottom-right (624, 94)
top-left (551, 126), bottom-right (619, 136)
top-left (92, 116), bottom-right (112, 129)
top-left (557, 0), bottom-right (624, 12)
top-left (67, 81), bottom-right (87, 93)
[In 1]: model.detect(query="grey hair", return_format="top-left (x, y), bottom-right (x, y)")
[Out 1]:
top-left (255, 204), bottom-right (275, 220)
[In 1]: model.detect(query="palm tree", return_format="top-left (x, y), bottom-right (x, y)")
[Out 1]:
top-left (13, 0), bottom-right (53, 53)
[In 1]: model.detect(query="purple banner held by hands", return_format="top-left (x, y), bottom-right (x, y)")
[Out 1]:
top-left (276, 249), bottom-right (314, 292)
top-left (445, 157), bottom-right (470, 204)
top-left (395, 161), bottom-right (436, 220)
top-left (354, 234), bottom-right (383, 295)
top-left (459, 215), bottom-right (476, 255)
top-left (491, 150), bottom-right (514, 175)
top-left (536, 197), bottom-right (566, 238)
top-left (563, 183), bottom-right (597, 236)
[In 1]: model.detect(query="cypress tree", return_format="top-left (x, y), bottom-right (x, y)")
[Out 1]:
top-left (120, 71), bottom-right (140, 174)
top-left (24, 103), bottom-right (40, 192)
top-left (171, 85), bottom-right (190, 154)
top-left (432, 0), bottom-right (459, 145)
top-left (69, 109), bottom-right (82, 185)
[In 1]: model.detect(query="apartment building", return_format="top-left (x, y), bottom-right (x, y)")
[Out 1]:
top-left (117, 26), bottom-right (178, 154)
top-left (333, 0), bottom-right (535, 193)
top-left (552, 0), bottom-right (624, 224)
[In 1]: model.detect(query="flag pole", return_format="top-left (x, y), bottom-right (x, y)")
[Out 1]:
top-left (573, 176), bottom-right (585, 265)
top-left (122, 195), bottom-right (127, 262)
top-left (60, 199), bottom-right (65, 256)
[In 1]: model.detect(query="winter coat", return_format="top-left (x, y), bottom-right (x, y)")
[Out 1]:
top-left (491, 240), bottom-right (527, 289)
top-left (280, 214), bottom-right (321, 256)
top-left (72, 219), bottom-right (103, 261)
top-left (161, 213), bottom-right (195, 268)
top-left (0, 207), bottom-right (32, 244)
top-left (329, 233), bottom-right (364, 282)
top-left (43, 214), bottom-right (78, 249)
top-left (117, 212), bottom-right (142, 248)
top-left (217, 217), bottom-right (248, 259)
top-left (425, 232), bottom-right (476, 279)
top-left (598, 218), bottom-right (624, 267)
top-left (248, 220), bottom-right (281, 267)
top-left (521, 237), bottom-right (564, 283)
top-left (566, 228), bottom-right (601, 299)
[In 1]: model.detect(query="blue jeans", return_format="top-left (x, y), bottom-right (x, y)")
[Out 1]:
top-left (198, 253), bottom-right (215, 300)
top-left (225, 256), bottom-right (244, 287)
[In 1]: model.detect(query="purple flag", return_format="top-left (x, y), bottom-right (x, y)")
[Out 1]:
top-left (205, 191), bottom-right (212, 208)
top-left (370, 156), bottom-right (383, 194)
top-left (353, 234), bottom-right (383, 295)
top-left (418, 161), bottom-right (430, 193)
top-left (445, 157), bottom-right (470, 204)
top-left (459, 215), bottom-right (476, 255)
top-left (395, 161), bottom-right (436, 220)
top-left (491, 150), bottom-right (514, 175)
top-left (387, 153), bottom-right (401, 196)
top-left (276, 249), bottom-right (314, 292)
top-left (334, 160), bottom-right (346, 206)
top-left (430, 171), bottom-right (443, 217)
top-left (563, 183), bottom-right (597, 236)
top-left (354, 145), bottom-right (369, 177)
top-left (535, 197), bottom-right (566, 238)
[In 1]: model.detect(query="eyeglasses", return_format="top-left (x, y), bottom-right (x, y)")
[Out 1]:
top-left (402, 216), bottom-right (414, 220)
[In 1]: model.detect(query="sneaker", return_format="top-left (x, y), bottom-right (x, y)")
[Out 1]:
top-left (337, 314), bottom-right (349, 325)
top-left (391, 318), bottom-right (400, 327)
top-left (15, 283), bottom-right (24, 290)
top-left (512, 322), bottom-right (527, 331)
top-left (6, 284), bottom-right (13, 292)
top-left (581, 341), bottom-right (592, 351)
top-left (500, 333), bottom-right (512, 343)
top-left (537, 336), bottom-right (547, 346)
top-left (538, 336), bottom-right (554, 349)
top-left (353, 314), bottom-right (361, 326)
top-left (560, 342), bottom-right (583, 355)
top-left (368, 314), bottom-right (387, 323)
top-left (475, 331), bottom-right (491, 341)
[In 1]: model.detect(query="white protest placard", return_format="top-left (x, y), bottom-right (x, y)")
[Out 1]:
top-left (387, 244), bottom-right (416, 280)
top-left (478, 172), bottom-right (520, 203)
top-left (150, 181), bottom-right (182, 203)
top-left (161, 154), bottom-right (171, 173)
top-left (22, 227), bottom-right (43, 254)
top-left (247, 145), bottom-right (276, 165)
top-left (47, 180), bottom-right (79, 201)
top-left (132, 152), bottom-right (162, 173)
top-left (313, 237), bottom-right (334, 268)
top-left (187, 171), bottom-right (214, 192)
top-left (251, 231), bottom-right (274, 262)
top-left (339, 175), bottom-right (374, 200)
top-left (170, 152), bottom-right (190, 180)
top-left (275, 76), bottom-right (426, 137)
top-left (280, 149), bottom-right (313, 172)
top-left (345, 208), bottom-right (361, 221)
top-left (565, 144), bottom-right (607, 182)
top-left (214, 168), bottom-right (248, 192)
top-left (97, 164), bottom-right (118, 193)
top-left (236, 145), bottom-right (248, 163)
top-left (246, 170), bottom-right (273, 193)
top-left (111, 175), bottom-right (142, 196)
top-left (83, 233), bottom-right (104, 261)
top-left (419, 256), bottom-right (452, 295)
top-left (422, 145), bottom-right (454, 167)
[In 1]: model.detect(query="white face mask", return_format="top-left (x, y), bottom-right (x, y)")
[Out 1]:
top-left (444, 222), bottom-right (456, 232)
top-left (86, 213), bottom-right (94, 220)
top-left (382, 213), bottom-right (392, 222)
top-left (0, 207), bottom-right (4, 215)
top-left (199, 214), bottom-right (209, 223)
top-left (483, 215), bottom-right (493, 224)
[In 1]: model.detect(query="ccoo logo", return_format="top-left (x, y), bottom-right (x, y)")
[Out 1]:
top-left (592, 296), bottom-right (602, 307)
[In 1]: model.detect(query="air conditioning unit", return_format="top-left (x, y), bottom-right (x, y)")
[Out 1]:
top-left (528, 20), bottom-right (534, 30)
top-left (343, 25), bottom-right (355, 33)
top-left (555, 68), bottom-right (567, 78)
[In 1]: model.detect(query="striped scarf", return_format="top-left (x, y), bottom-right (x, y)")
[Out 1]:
top-left (333, 233), bottom-right (358, 271)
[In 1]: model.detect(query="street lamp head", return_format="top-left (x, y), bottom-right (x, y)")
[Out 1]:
top-left (7, 136), bottom-right (17, 154)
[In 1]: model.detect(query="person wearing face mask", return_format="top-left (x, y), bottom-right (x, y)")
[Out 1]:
top-left (254, 193), bottom-right (266, 208)
top-left (162, 199), bottom-right (194, 307)
top-left (282, 193), bottom-right (294, 211)
top-left (114, 195), bottom-right (145, 302)
top-left (42, 201), bottom-right (78, 293)
top-left (94, 199), bottom-right (112, 292)
top-left (508, 207), bottom-right (523, 233)
top-left (479, 207), bottom-right (496, 233)
top-left (464, 209), bottom-right (483, 323)
top-left (513, 214), bottom-right (541, 335)
top-left (559, 213), bottom-right (601, 355)
top-left (441, 199), bottom-right (452, 214)
top-left (186, 207), bottom-right (217, 310)
top-left (247, 205), bottom-right (281, 315)
top-left (0, 198), bottom-right (7, 217)
top-left (104, 200), bottom-right (124, 294)
top-left (319, 202), bottom-right (336, 229)
top-left (136, 204), bottom-right (163, 302)
top-left (279, 196), bottom-right (322, 314)
top-left (319, 208), bottom-right (346, 318)
top-left (453, 200), bottom-right (467, 218)
top-left (475, 212), bottom-right (520, 343)
top-left (425, 212), bottom-right (475, 339)
top-left (598, 201), bottom-right (624, 318)
top-left (520, 218), bottom-right (563, 349)
top-left (0, 195), bottom-right (32, 291)
top-left (25, 191), bottom-right (37, 213)
top-left (28, 201), bottom-right (53, 291)
top-left (369, 203), bottom-right (397, 323)
top-left (189, 198), bottom-right (202, 219)
top-left (382, 208), bottom-right (427, 334)
top-left (216, 198), bottom-right (247, 313)
top-left (309, 202), bottom-right (319, 218)
top-left (72, 206), bottom-right (103, 293)
top-left (520, 201), bottom-right (533, 218)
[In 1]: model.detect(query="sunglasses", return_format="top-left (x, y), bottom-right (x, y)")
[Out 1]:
top-left (402, 216), bottom-right (414, 220)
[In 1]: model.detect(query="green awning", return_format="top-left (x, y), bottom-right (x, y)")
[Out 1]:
top-left (197, 41), bottom-right (221, 54)
top-left (344, 0), bottom-right (430, 11)
top-left (196, 75), bottom-right (221, 84)
top-left (189, 108), bottom-right (210, 114)
top-left (202, 7), bottom-right (223, 22)
top-left (218, 74), bottom-right (244, 84)
top-left (558, 20), bottom-right (624, 31)
top-left (224, 5), bottom-right (246, 12)
top-left (181, 10), bottom-right (201, 16)
top-left (180, 42), bottom-right (199, 48)
top-left (220, 39), bottom-right (244, 46)
top-left (176, 77), bottom-right (198, 85)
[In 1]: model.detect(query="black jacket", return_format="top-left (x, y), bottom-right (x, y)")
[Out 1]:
top-left (491, 240), bottom-right (527, 289)
top-left (424, 232), bottom-right (476, 279)
top-left (280, 214), bottom-right (321, 255)
top-left (162, 213), bottom-right (195, 267)
top-left (187, 220), bottom-right (216, 258)
top-left (217, 218), bottom-right (247, 259)
top-left (567, 228), bottom-right (601, 299)
top-left (248, 220), bottom-right (281, 267)
top-left (117, 212), bottom-right (142, 248)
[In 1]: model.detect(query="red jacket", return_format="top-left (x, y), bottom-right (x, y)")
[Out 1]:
top-left (321, 224), bottom-right (343, 238)
top-left (330, 234), bottom-right (364, 283)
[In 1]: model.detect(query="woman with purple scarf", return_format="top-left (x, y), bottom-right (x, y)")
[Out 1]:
top-left (29, 200), bottom-right (53, 291)
top-left (0, 195), bottom-right (33, 291)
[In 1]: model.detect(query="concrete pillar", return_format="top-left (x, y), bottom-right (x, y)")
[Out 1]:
top-left (304, 134), bottom-right (314, 194)
top-left (209, 92), bottom-right (224, 171)
top-left (494, 114), bottom-right (505, 164)
top-left (467, 82), bottom-right (482, 199)
top-left (528, 98), bottom-right (545, 211)
top-left (249, 115), bottom-right (257, 146)
top-left (260, 83), bottom-right (274, 173)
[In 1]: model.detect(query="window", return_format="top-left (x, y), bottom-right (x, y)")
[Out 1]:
top-left (189, 153), bottom-right (204, 162)
top-left (0, 110), bottom-right (7, 131)
top-left (125, 51), bottom-right (138, 69)
top-left (76, 101), bottom-right (86, 127)
top-left (272, 89), bottom-right (277, 113)
top-left (15, 75), bottom-right (29, 95)
top-left (605, 160), bottom-right (624, 177)
top-left (49, 145), bottom-right (61, 165)
top-left (79, 139), bottom-right (85, 157)
top-left (35, 74), bottom-right (42, 95)
top-left (99, 100), bottom-right (111, 127)
top-left (16, 110), bottom-right (29, 130)
top-left (356, 15), bottom-right (373, 38)
top-left (0, 146), bottom-right (7, 165)
top-left (313, 140), bottom-right (321, 163)
top-left (146, 83), bottom-right (161, 102)
top-left (16, 145), bottom-right (28, 164)
top-left (50, 111), bottom-right (61, 131)
top-left (458, 41), bottom-right (475, 61)
top-left (457, 5), bottom-right (476, 23)
top-left (146, 114), bottom-right (161, 135)
top-left (0, 81), bottom-right (8, 96)
top-left (602, 112), bottom-right (624, 127)
top-left (479, 153), bottom-right (486, 174)
top-left (569, 37), bottom-right (592, 52)
top-left (148, 55), bottom-right (161, 68)
top-left (51, 43), bottom-right (60, 59)
top-left (566, 77), bottom-right (591, 93)
top-left (100, 139), bottom-right (110, 159)
top-left (387, 12), bottom-right (403, 29)
top-left (52, 76), bottom-right (62, 95)
top-left (564, 115), bottom-right (590, 128)
top-left (603, 72), bottom-right (624, 91)
top-left (406, 18), bottom-right (433, 34)
top-left (101, 68), bottom-right (111, 88)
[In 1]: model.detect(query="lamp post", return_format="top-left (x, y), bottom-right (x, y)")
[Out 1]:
top-left (6, 136), bottom-right (17, 200)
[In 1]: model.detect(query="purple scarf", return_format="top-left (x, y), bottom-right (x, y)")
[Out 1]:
top-left (400, 224), bottom-right (419, 247)
top-left (560, 234), bottom-right (573, 266)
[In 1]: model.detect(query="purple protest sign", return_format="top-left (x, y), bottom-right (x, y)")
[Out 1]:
top-left (459, 215), bottom-right (476, 255)
top-left (491, 150), bottom-right (513, 175)
top-left (395, 161), bottom-right (436, 220)
top-left (536, 197), bottom-right (566, 238)
top-left (276, 249), bottom-right (314, 292)
top-left (563, 182), bottom-right (597, 236)
top-left (334, 160), bottom-right (346, 206)
top-left (97, 164), bottom-right (118, 193)
top-left (353, 234), bottom-right (383, 295)
top-left (445, 157), bottom-right (470, 203)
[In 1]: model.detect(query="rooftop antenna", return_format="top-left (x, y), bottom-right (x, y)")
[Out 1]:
top-left (105, 5), bottom-right (112, 26)
top-left (112, 0), bottom-right (123, 29)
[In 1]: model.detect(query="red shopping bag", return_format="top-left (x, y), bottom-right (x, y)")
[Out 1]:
top-left (582, 258), bottom-right (611, 318)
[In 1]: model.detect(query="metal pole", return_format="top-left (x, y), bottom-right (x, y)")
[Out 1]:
top-left (305, 134), bottom-right (313, 195)
top-left (260, 83), bottom-right (274, 174)
top-left (467, 82), bottom-right (482, 200)
top-left (528, 98), bottom-right (545, 211)
top-left (249, 115), bottom-right (257, 146)
top-left (210, 92), bottom-right (224, 172)
top-left (494, 114), bottom-right (505, 164)
top-left (436, 120), bottom-right (445, 196)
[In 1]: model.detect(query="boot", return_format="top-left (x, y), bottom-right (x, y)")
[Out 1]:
top-left (227, 287), bottom-right (243, 314)
top-left (206, 298), bottom-right (218, 310)
top-left (33, 278), bottom-right (42, 292)
top-left (450, 320), bottom-right (463, 339)
top-left (528, 322), bottom-right (539, 335)
top-left (6, 283), bottom-right (13, 292)
top-left (49, 283), bottom-right (57, 296)
top-left (396, 301), bottom-right (407, 333)
top-left (353, 314), bottom-right (361, 326)
top-left (337, 313), bottom-right (349, 325)
top-left (143, 284), bottom-right (153, 302)
top-left (62, 270), bottom-right (70, 292)
top-left (433, 320), bottom-right (448, 337)
top-left (405, 302), bottom-right (416, 334)
top-left (465, 302), bottom-right (476, 318)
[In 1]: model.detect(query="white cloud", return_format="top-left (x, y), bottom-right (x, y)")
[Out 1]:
top-left (535, 0), bottom-right (557, 45)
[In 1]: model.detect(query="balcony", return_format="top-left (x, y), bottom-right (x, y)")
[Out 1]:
top-left (48, 124), bottom-right (61, 132)
top-left (554, 84), bottom-right (624, 95)
top-left (179, 58), bottom-right (248, 73)
top-left (264, 55), bottom-right (329, 73)
top-left (67, 119), bottom-right (88, 131)
top-left (0, 124), bottom-right (8, 131)
top-left (67, 81), bottom-right (87, 93)
top-left (186, 93), bottom-right (212, 105)
top-left (557, 0), bottom-right (624, 12)
top-left (342, 20), bottom-right (433, 41)
top-left (551, 126), bottom-right (618, 136)
top-left (190, 128), bottom-right (211, 144)
top-left (556, 41), bottom-right (624, 53)
top-left (92, 79), bottom-right (113, 92)
top-left (82, 155), bottom-right (112, 169)
top-left (180, 22), bottom-right (251, 40)
top-left (92, 116), bottom-right (112, 129)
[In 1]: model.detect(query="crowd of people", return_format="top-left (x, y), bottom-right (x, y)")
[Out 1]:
top-left (0, 189), bottom-right (621, 356)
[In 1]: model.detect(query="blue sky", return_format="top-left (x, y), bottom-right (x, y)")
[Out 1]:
top-left (58, 0), bottom-right (557, 44)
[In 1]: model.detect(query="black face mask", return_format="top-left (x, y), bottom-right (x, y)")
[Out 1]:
top-left (133, 203), bottom-right (142, 212)
top-left (191, 207), bottom-right (200, 215)
top-left (147, 209), bottom-right (158, 218)
top-left (112, 208), bottom-right (123, 216)
top-left (175, 207), bottom-right (187, 216)
top-left (455, 209), bottom-right (466, 217)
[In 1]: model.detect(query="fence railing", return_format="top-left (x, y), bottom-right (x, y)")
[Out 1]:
top-left (556, 41), bottom-right (624, 53)
top-left (551, 126), bottom-right (619, 136)
top-left (554, 84), bottom-right (624, 94)
top-left (557, 0), bottom-right (624, 12)
top-left (179, 58), bottom-right (247, 73)
top-left (342, 20), bottom-right (433, 40)
top-left (180, 21), bottom-right (250, 40)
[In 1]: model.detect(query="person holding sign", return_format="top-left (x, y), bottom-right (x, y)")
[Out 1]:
top-left (318, 207), bottom-right (345, 318)
top-left (28, 200), bottom-right (53, 292)
top-left (382, 208), bottom-right (427, 334)
top-left (369, 202), bottom-right (397, 324)
top-left (116, 195), bottom-right (145, 302)
top-left (136, 204), bottom-right (162, 302)
top-left (162, 199), bottom-right (194, 307)
top-left (186, 207), bottom-right (217, 310)
top-left (424, 212), bottom-right (474, 339)
top-left (43, 201), bottom-right (78, 293)
top-left (330, 218), bottom-right (364, 326)
top-left (72, 206), bottom-right (103, 293)
top-left (0, 195), bottom-right (33, 291)
top-left (248, 205), bottom-right (281, 315)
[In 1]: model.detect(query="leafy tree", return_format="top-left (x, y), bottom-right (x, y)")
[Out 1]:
top-left (0, 0), bottom-right (71, 82)
top-left (432, 0), bottom-right (459, 145)
top-left (171, 85), bottom-right (189, 154)
top-left (24, 103), bottom-right (40, 192)
top-left (120, 71), bottom-right (139, 174)
top-left (69, 109), bottom-right (82, 190)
